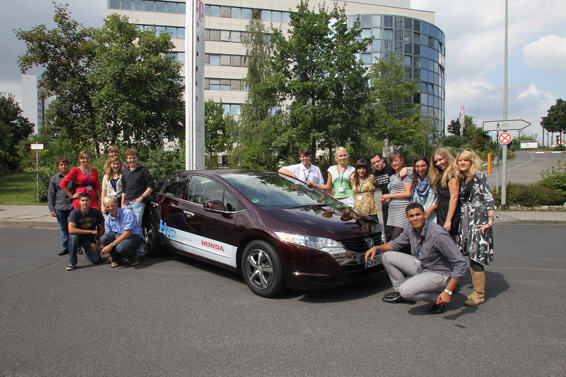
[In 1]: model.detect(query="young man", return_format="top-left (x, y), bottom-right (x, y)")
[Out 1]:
top-left (279, 148), bottom-right (324, 186)
top-left (121, 149), bottom-right (154, 258)
top-left (370, 152), bottom-right (396, 242)
top-left (67, 193), bottom-right (104, 271)
top-left (365, 203), bottom-right (467, 314)
top-left (100, 195), bottom-right (144, 267)
top-left (48, 157), bottom-right (74, 256)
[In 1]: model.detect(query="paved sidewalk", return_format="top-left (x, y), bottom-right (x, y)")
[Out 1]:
top-left (1, 204), bottom-right (566, 229)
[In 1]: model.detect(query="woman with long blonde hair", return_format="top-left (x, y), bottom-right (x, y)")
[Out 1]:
top-left (430, 148), bottom-right (460, 240)
top-left (456, 149), bottom-right (495, 306)
top-left (101, 156), bottom-right (124, 210)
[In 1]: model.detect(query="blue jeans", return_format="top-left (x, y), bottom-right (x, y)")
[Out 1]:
top-left (123, 201), bottom-right (146, 256)
top-left (55, 209), bottom-right (73, 251)
top-left (68, 234), bottom-right (101, 266)
top-left (101, 233), bottom-right (143, 264)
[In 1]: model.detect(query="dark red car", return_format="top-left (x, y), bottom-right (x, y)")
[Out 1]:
top-left (143, 170), bottom-right (383, 297)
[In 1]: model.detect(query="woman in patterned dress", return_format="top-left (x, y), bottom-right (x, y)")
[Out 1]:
top-left (316, 146), bottom-right (355, 207)
top-left (60, 151), bottom-right (101, 210)
top-left (350, 159), bottom-right (378, 221)
top-left (380, 152), bottom-right (412, 241)
top-left (430, 148), bottom-right (460, 242)
top-left (457, 149), bottom-right (495, 306)
top-left (411, 156), bottom-right (437, 223)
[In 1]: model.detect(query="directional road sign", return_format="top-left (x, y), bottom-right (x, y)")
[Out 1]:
top-left (498, 132), bottom-right (512, 145)
top-left (483, 119), bottom-right (530, 131)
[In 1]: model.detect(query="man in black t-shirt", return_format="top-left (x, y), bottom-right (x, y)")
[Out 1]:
top-left (370, 152), bottom-right (396, 242)
top-left (67, 193), bottom-right (104, 271)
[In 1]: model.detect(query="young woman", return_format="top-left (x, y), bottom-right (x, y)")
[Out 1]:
top-left (60, 151), bottom-right (101, 210)
top-left (101, 156), bottom-right (124, 210)
top-left (457, 149), bottom-right (495, 306)
top-left (314, 146), bottom-right (355, 207)
top-left (411, 156), bottom-right (437, 223)
top-left (430, 148), bottom-right (460, 240)
top-left (380, 152), bottom-right (412, 241)
top-left (350, 159), bottom-right (378, 220)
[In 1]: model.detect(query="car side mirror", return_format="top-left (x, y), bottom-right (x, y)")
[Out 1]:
top-left (203, 200), bottom-right (227, 213)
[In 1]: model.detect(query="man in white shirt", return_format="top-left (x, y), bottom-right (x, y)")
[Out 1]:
top-left (278, 149), bottom-right (324, 186)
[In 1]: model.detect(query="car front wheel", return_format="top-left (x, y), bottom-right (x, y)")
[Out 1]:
top-left (241, 240), bottom-right (285, 298)
top-left (143, 221), bottom-right (161, 257)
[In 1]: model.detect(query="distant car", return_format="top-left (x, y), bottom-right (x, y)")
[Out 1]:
top-left (143, 170), bottom-right (383, 297)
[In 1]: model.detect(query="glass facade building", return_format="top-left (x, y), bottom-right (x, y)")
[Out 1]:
top-left (107, 0), bottom-right (445, 132)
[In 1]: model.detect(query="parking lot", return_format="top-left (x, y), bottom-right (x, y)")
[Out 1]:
top-left (1, 224), bottom-right (565, 376)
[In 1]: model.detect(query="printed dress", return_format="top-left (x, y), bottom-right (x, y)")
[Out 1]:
top-left (350, 175), bottom-right (377, 216)
top-left (459, 170), bottom-right (495, 265)
top-left (386, 170), bottom-right (413, 228)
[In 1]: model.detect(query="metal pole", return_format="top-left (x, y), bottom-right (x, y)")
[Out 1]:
top-left (501, 0), bottom-right (508, 209)
top-left (36, 149), bottom-right (39, 203)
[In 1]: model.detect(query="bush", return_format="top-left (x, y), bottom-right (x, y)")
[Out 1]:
top-left (493, 182), bottom-right (565, 207)
top-left (540, 160), bottom-right (566, 195)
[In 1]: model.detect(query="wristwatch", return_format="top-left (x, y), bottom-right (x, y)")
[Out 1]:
top-left (443, 289), bottom-right (453, 296)
top-left (112, 242), bottom-right (117, 247)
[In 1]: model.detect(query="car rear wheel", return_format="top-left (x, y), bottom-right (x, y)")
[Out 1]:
top-left (143, 221), bottom-right (161, 257)
top-left (241, 240), bottom-right (285, 297)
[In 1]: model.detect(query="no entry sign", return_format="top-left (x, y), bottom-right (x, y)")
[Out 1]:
top-left (498, 132), bottom-right (512, 145)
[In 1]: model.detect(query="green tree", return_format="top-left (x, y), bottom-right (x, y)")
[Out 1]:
top-left (363, 54), bottom-right (429, 155)
top-left (261, 0), bottom-right (370, 157)
top-left (0, 94), bottom-right (34, 175)
top-left (89, 14), bottom-right (184, 147)
top-left (541, 98), bottom-right (566, 144)
top-left (16, 4), bottom-right (184, 154)
top-left (445, 115), bottom-right (494, 153)
top-left (205, 100), bottom-right (235, 169)
top-left (16, 3), bottom-right (98, 152)
top-left (236, 10), bottom-right (286, 170)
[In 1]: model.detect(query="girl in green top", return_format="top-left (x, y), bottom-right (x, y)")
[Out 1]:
top-left (314, 146), bottom-right (355, 207)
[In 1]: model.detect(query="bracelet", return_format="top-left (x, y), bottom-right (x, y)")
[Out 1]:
top-left (488, 215), bottom-right (494, 219)
top-left (112, 242), bottom-right (117, 246)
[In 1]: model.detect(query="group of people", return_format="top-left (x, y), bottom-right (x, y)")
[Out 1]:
top-left (280, 146), bottom-right (495, 314)
top-left (47, 147), bottom-right (155, 271)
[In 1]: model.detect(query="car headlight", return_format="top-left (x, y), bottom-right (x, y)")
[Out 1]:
top-left (274, 232), bottom-right (349, 259)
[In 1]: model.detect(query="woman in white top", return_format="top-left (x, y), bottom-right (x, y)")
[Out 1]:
top-left (312, 146), bottom-right (355, 207)
top-left (101, 156), bottom-right (123, 212)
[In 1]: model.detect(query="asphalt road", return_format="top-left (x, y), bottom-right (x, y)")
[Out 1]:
top-left (1, 225), bottom-right (565, 377)
top-left (487, 150), bottom-right (565, 188)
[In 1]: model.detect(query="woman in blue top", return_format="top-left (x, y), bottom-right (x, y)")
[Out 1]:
top-left (411, 156), bottom-right (437, 223)
top-left (315, 146), bottom-right (355, 207)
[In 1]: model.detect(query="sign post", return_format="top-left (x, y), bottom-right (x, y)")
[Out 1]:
top-left (483, 120), bottom-right (529, 209)
top-left (30, 143), bottom-right (44, 203)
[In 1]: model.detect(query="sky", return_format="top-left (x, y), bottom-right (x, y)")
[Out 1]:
top-left (1, 0), bottom-right (565, 143)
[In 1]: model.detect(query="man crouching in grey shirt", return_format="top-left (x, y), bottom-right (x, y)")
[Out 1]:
top-left (365, 202), bottom-right (467, 314)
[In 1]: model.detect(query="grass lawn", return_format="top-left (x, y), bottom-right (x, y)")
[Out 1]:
top-left (0, 172), bottom-right (44, 205)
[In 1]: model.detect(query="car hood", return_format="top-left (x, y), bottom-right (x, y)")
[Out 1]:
top-left (259, 205), bottom-right (381, 240)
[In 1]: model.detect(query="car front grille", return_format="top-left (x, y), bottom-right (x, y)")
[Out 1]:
top-left (340, 233), bottom-right (382, 254)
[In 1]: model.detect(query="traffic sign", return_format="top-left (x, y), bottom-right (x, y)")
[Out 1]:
top-left (483, 119), bottom-right (530, 131)
top-left (498, 132), bottom-right (512, 145)
top-left (30, 143), bottom-right (44, 150)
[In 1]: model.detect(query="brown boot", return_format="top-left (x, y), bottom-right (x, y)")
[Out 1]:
top-left (465, 270), bottom-right (485, 306)
top-left (467, 267), bottom-right (475, 300)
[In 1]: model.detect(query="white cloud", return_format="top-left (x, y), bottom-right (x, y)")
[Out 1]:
top-left (522, 35), bottom-right (566, 73)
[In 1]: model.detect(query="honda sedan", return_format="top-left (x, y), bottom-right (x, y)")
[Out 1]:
top-left (143, 170), bottom-right (383, 297)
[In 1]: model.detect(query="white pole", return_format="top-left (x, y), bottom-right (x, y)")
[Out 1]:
top-left (501, 0), bottom-right (508, 209)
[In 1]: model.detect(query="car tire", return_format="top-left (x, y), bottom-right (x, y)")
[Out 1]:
top-left (143, 221), bottom-right (161, 258)
top-left (241, 240), bottom-right (285, 298)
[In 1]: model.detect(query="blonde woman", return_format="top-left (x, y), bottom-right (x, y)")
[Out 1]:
top-left (457, 149), bottom-right (495, 306)
top-left (101, 156), bottom-right (124, 210)
top-left (430, 148), bottom-right (460, 240)
top-left (313, 147), bottom-right (355, 207)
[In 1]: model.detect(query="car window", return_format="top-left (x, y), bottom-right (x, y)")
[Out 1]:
top-left (160, 175), bottom-right (188, 199)
top-left (223, 172), bottom-right (343, 209)
top-left (187, 175), bottom-right (243, 211)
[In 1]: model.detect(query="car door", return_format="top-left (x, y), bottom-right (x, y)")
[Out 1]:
top-left (160, 174), bottom-right (244, 268)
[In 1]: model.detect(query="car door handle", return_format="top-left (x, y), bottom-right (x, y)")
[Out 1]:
top-left (183, 210), bottom-right (194, 217)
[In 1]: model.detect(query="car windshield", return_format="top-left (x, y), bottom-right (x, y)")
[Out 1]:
top-left (223, 172), bottom-right (346, 210)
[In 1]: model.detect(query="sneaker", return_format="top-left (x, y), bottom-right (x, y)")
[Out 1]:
top-left (66, 264), bottom-right (76, 271)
